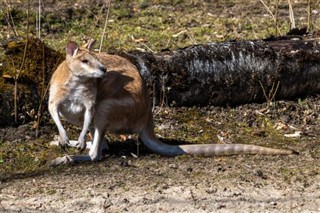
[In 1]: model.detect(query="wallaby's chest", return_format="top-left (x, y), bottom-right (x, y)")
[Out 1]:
top-left (59, 81), bottom-right (97, 121)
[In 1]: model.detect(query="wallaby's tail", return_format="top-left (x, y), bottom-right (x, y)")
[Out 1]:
top-left (177, 143), bottom-right (296, 156)
top-left (140, 126), bottom-right (297, 157)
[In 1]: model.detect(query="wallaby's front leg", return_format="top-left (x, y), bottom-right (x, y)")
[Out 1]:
top-left (76, 105), bottom-right (94, 151)
top-left (48, 103), bottom-right (69, 149)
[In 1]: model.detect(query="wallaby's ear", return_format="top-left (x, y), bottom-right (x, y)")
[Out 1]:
top-left (82, 39), bottom-right (96, 50)
top-left (66, 41), bottom-right (79, 57)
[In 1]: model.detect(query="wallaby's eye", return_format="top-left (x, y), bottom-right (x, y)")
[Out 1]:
top-left (81, 59), bottom-right (89, 64)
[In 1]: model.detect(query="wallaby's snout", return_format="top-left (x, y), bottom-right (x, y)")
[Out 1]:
top-left (99, 65), bottom-right (107, 75)
top-left (91, 62), bottom-right (107, 78)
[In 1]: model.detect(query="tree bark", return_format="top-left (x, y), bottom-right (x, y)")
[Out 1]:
top-left (119, 35), bottom-right (320, 106)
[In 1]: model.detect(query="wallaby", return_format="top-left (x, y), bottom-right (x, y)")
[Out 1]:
top-left (48, 40), bottom-right (296, 165)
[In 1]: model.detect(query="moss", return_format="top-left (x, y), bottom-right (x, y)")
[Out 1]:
top-left (0, 37), bottom-right (64, 126)
top-left (2, 37), bottom-right (64, 86)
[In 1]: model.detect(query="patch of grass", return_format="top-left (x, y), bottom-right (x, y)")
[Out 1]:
top-left (0, 140), bottom-right (50, 176)
top-left (2, 0), bottom-right (318, 52)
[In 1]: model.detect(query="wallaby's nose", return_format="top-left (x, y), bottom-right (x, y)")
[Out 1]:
top-left (100, 66), bottom-right (107, 74)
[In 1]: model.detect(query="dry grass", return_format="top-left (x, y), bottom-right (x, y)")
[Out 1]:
top-left (0, 0), bottom-right (319, 52)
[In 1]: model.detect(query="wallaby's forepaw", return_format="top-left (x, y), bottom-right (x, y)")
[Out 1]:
top-left (49, 155), bottom-right (73, 167)
top-left (50, 139), bottom-right (94, 150)
top-left (59, 140), bottom-right (70, 151)
top-left (76, 139), bottom-right (87, 153)
top-left (65, 139), bottom-right (87, 152)
top-left (53, 135), bottom-right (70, 151)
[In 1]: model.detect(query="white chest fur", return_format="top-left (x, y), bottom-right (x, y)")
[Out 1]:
top-left (58, 78), bottom-right (97, 125)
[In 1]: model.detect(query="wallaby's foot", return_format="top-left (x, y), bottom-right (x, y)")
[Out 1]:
top-left (49, 155), bottom-right (97, 167)
top-left (49, 155), bottom-right (73, 166)
top-left (50, 138), bottom-right (109, 151)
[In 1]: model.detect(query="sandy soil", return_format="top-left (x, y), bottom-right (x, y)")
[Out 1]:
top-left (1, 153), bottom-right (319, 212)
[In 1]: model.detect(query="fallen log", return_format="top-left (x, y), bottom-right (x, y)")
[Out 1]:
top-left (119, 35), bottom-right (320, 106)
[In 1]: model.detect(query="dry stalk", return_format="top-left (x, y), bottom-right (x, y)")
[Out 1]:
top-left (288, 0), bottom-right (295, 29)
top-left (139, 42), bottom-right (155, 53)
top-left (3, 0), bottom-right (18, 36)
top-left (99, 0), bottom-right (112, 53)
top-left (187, 31), bottom-right (197, 45)
top-left (154, 75), bottom-right (168, 115)
top-left (93, 4), bottom-right (107, 31)
top-left (8, 57), bottom-right (19, 122)
top-left (307, 0), bottom-right (312, 32)
top-left (9, 41), bottom-right (28, 123)
top-left (275, 0), bottom-right (279, 36)
top-left (35, 42), bottom-right (46, 137)
top-left (35, 46), bottom-right (63, 137)
top-left (10, 0), bottom-right (30, 123)
top-left (38, 0), bottom-right (41, 38)
top-left (135, 138), bottom-right (140, 157)
top-left (259, 80), bottom-right (280, 107)
top-left (259, 0), bottom-right (281, 35)
top-left (152, 81), bottom-right (156, 112)
top-left (269, 81), bottom-right (280, 103)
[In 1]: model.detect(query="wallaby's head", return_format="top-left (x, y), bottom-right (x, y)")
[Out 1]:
top-left (65, 40), bottom-right (106, 78)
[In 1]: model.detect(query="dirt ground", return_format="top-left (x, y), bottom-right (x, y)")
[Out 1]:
top-left (1, 97), bottom-right (320, 212)
top-left (1, 154), bottom-right (319, 213)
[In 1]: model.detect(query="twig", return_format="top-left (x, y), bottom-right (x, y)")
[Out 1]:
top-left (259, 80), bottom-right (280, 106)
top-left (154, 75), bottom-right (168, 115)
top-left (288, 0), bottom-right (295, 29)
top-left (275, 0), bottom-right (279, 36)
top-left (4, 0), bottom-right (18, 36)
top-left (269, 81), bottom-right (280, 104)
top-left (84, 7), bottom-right (99, 20)
top-left (187, 32), bottom-right (197, 45)
top-left (11, 0), bottom-right (30, 123)
top-left (140, 42), bottom-right (155, 53)
top-left (136, 138), bottom-right (140, 157)
top-left (99, 0), bottom-right (112, 53)
top-left (152, 81), bottom-right (156, 112)
top-left (35, 52), bottom-right (62, 137)
top-left (35, 84), bottom-right (50, 137)
top-left (259, 0), bottom-right (276, 22)
top-left (93, 4), bottom-right (107, 29)
top-left (38, 0), bottom-right (41, 38)
top-left (307, 0), bottom-right (312, 32)
top-left (259, 80), bottom-right (269, 104)
top-left (259, 0), bottom-right (281, 34)
top-left (8, 57), bottom-right (19, 122)
top-left (35, 42), bottom-right (46, 137)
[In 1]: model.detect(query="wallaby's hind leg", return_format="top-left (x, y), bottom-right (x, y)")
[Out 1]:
top-left (88, 128), bottom-right (105, 161)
